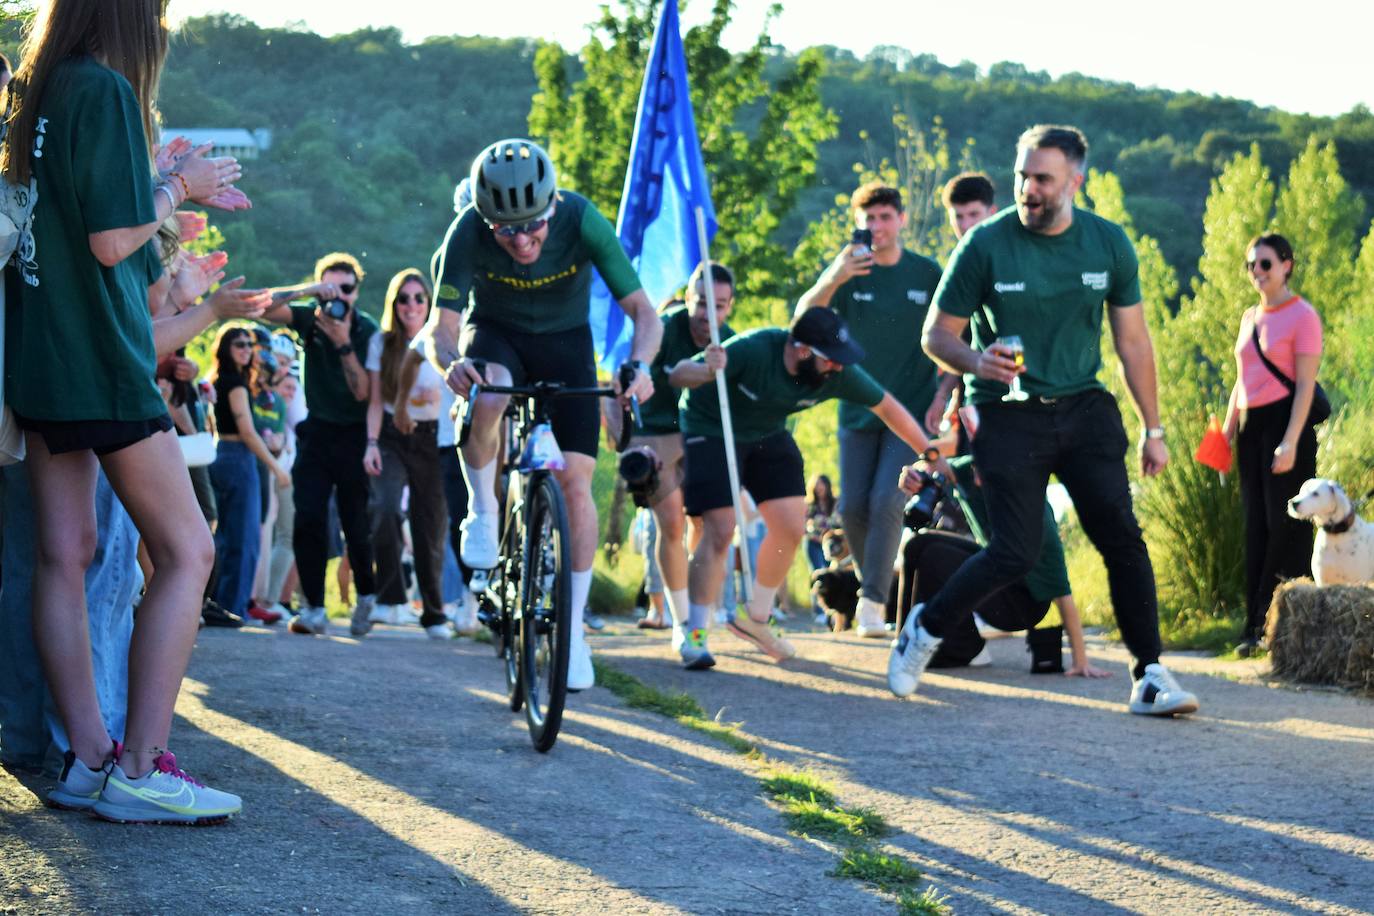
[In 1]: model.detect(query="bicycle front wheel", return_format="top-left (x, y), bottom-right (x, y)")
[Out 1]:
top-left (519, 473), bottom-right (572, 752)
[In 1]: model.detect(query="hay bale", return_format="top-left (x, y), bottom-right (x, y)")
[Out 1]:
top-left (1267, 579), bottom-right (1374, 695)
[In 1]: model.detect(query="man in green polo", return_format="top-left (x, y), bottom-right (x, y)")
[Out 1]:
top-left (888, 124), bottom-right (1199, 717)
top-left (623, 262), bottom-right (735, 669)
top-left (674, 307), bottom-right (940, 667)
top-left (798, 182), bottom-right (944, 639)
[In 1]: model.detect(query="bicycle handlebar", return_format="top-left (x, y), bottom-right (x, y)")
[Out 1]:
top-left (456, 360), bottom-right (641, 452)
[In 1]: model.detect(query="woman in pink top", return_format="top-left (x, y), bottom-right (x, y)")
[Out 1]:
top-left (1221, 233), bottom-right (1322, 655)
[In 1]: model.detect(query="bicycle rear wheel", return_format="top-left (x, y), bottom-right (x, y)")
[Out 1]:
top-left (519, 473), bottom-right (572, 752)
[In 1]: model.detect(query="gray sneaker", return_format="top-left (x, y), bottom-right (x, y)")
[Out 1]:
top-left (47, 744), bottom-right (118, 811)
top-left (92, 751), bottom-right (240, 825)
top-left (887, 604), bottom-right (942, 697)
top-left (350, 594), bottom-right (376, 637)
top-left (289, 606), bottom-right (328, 636)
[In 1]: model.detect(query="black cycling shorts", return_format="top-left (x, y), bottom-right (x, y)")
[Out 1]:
top-left (682, 430), bottom-right (806, 516)
top-left (460, 320), bottom-right (600, 458)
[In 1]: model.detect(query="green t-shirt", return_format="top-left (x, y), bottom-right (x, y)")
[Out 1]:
top-left (828, 249), bottom-right (942, 432)
top-left (5, 57), bottom-right (164, 422)
top-left (932, 206), bottom-right (1142, 406)
top-left (680, 328), bottom-right (884, 443)
top-left (948, 456), bottom-right (1070, 603)
top-left (434, 191), bottom-right (642, 333)
top-left (289, 304), bottom-right (379, 426)
top-left (252, 388), bottom-right (286, 437)
top-left (638, 304), bottom-right (735, 435)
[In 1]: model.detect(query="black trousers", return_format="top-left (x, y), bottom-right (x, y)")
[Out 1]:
top-left (293, 418), bottom-right (375, 608)
top-left (919, 390), bottom-right (1161, 678)
top-left (1236, 398), bottom-right (1317, 639)
top-left (438, 446), bottom-right (472, 586)
top-left (897, 530), bottom-right (1049, 666)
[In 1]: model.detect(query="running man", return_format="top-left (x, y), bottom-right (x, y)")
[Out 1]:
top-left (425, 139), bottom-right (660, 691)
top-left (674, 307), bottom-right (941, 667)
top-left (888, 124), bottom-right (1198, 716)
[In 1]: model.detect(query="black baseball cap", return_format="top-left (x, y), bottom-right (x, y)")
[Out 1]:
top-left (789, 307), bottom-right (866, 366)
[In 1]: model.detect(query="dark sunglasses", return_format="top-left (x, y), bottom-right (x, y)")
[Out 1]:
top-left (338, 282), bottom-right (357, 295)
top-left (230, 340), bottom-right (253, 350)
top-left (396, 292), bottom-right (428, 305)
top-left (1246, 257), bottom-right (1274, 272)
top-left (488, 216), bottom-right (549, 238)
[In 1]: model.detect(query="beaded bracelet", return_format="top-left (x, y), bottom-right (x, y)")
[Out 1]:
top-left (168, 171), bottom-right (191, 203)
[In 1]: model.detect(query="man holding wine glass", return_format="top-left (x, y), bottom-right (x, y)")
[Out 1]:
top-left (887, 124), bottom-right (1199, 717)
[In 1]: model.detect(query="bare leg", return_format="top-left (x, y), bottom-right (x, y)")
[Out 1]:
top-left (651, 488), bottom-right (688, 592)
top-left (101, 430), bottom-right (214, 778)
top-left (753, 497), bottom-right (806, 590)
top-left (554, 453), bottom-right (598, 571)
top-left (688, 507), bottom-right (735, 607)
top-left (25, 433), bottom-right (108, 768)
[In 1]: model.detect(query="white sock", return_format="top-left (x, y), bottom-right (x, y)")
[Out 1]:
top-left (463, 457), bottom-right (497, 516)
top-left (570, 568), bottom-right (593, 643)
top-left (666, 588), bottom-right (690, 629)
top-left (687, 601), bottom-right (711, 631)
top-left (747, 582), bottom-right (778, 623)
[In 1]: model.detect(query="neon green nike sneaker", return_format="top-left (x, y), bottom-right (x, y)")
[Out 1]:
top-left (92, 751), bottom-right (241, 825)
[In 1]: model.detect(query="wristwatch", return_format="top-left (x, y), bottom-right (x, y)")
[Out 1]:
top-left (1144, 426), bottom-right (1166, 440)
top-left (921, 447), bottom-right (941, 463)
top-left (336, 343), bottom-right (354, 357)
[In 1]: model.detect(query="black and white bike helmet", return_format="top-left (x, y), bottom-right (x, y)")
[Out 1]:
top-left (470, 139), bottom-right (557, 225)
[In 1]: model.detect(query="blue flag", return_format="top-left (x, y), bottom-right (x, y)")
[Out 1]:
top-left (590, 0), bottom-right (717, 370)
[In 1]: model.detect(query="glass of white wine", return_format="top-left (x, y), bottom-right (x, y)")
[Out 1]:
top-left (998, 335), bottom-right (1029, 402)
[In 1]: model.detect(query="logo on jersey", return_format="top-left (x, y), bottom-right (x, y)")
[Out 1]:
top-left (994, 281), bottom-right (1026, 294)
top-left (907, 290), bottom-right (929, 305)
top-left (1082, 271), bottom-right (1109, 291)
top-left (483, 263), bottom-right (578, 291)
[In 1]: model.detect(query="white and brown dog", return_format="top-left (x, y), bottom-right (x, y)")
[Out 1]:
top-left (1287, 478), bottom-right (1374, 586)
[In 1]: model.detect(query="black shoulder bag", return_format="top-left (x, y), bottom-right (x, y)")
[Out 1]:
top-left (1251, 325), bottom-right (1331, 425)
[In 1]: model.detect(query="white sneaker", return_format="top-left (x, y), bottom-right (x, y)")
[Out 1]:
top-left (460, 512), bottom-right (499, 569)
top-left (367, 602), bottom-right (397, 625)
top-left (887, 604), bottom-right (942, 697)
top-left (568, 639), bottom-right (594, 691)
top-left (425, 622), bottom-right (454, 640)
top-left (1129, 663), bottom-right (1199, 716)
top-left (670, 624), bottom-right (686, 654)
top-left (395, 604), bottom-right (422, 626)
top-left (290, 606), bottom-right (329, 636)
top-left (452, 591), bottom-right (480, 636)
top-left (855, 597), bottom-right (888, 639)
top-left (969, 645), bottom-right (992, 667)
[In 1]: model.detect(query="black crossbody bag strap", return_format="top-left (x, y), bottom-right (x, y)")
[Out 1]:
top-left (1251, 324), bottom-right (1296, 393)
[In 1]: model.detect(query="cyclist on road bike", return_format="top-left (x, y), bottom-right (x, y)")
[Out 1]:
top-left (426, 139), bottom-right (661, 691)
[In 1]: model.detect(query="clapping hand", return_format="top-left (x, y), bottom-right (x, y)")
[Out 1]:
top-left (174, 210), bottom-right (208, 243)
top-left (170, 250), bottom-right (228, 309)
top-left (206, 277), bottom-right (272, 321)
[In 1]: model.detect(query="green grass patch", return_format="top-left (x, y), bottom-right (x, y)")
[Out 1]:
top-left (592, 659), bottom-right (704, 718)
top-left (833, 848), bottom-right (922, 888)
top-left (898, 886), bottom-right (952, 916)
top-left (761, 769), bottom-right (838, 807)
top-left (679, 716), bottom-right (758, 756)
top-left (783, 797), bottom-right (890, 843)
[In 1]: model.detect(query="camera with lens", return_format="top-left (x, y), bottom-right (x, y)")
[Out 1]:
top-left (321, 298), bottom-right (350, 321)
top-left (618, 446), bottom-right (661, 508)
top-left (902, 469), bottom-right (947, 531)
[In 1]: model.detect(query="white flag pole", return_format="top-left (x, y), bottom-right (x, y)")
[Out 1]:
top-left (694, 206), bottom-right (752, 605)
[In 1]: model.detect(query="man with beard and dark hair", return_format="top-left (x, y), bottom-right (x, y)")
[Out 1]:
top-left (672, 307), bottom-right (940, 665)
top-left (887, 123), bottom-right (1199, 717)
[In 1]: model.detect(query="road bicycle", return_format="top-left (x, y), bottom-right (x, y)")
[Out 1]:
top-left (458, 363), bottom-right (636, 751)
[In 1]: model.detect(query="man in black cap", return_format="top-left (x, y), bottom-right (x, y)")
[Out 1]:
top-left (669, 308), bottom-right (941, 667)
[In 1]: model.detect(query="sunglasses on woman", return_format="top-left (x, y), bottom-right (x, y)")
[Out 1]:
top-left (1246, 257), bottom-right (1274, 272)
top-left (231, 340), bottom-right (253, 350)
top-left (396, 292), bottom-right (428, 305)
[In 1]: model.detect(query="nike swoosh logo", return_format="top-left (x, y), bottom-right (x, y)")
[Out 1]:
top-left (121, 777), bottom-right (196, 807)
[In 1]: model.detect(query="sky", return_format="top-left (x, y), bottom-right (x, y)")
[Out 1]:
top-left (167, 0), bottom-right (1373, 118)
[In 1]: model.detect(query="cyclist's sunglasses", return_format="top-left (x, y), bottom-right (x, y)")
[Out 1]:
top-left (487, 206), bottom-right (555, 238)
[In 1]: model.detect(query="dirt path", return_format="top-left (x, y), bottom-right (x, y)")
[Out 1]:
top-left (3, 618), bottom-right (1372, 915)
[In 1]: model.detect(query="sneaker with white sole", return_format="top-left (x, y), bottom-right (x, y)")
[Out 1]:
top-left (460, 512), bottom-right (499, 569)
top-left (1129, 663), bottom-right (1199, 716)
top-left (425, 622), bottom-right (454, 640)
top-left (671, 623), bottom-right (686, 654)
top-left (968, 645), bottom-right (992, 667)
top-left (290, 606), bottom-right (328, 636)
top-left (855, 597), bottom-right (888, 639)
top-left (350, 594), bottom-right (377, 637)
top-left (679, 628), bottom-right (716, 670)
top-left (568, 639), bottom-right (594, 691)
top-left (92, 751), bottom-right (241, 825)
top-left (452, 591), bottom-right (480, 636)
top-left (367, 602), bottom-right (398, 625)
top-left (47, 742), bottom-right (120, 811)
top-left (888, 604), bottom-right (942, 697)
top-left (725, 608), bottom-right (796, 661)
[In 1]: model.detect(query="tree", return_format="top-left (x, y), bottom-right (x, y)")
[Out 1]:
top-left (527, 0), bottom-right (836, 314)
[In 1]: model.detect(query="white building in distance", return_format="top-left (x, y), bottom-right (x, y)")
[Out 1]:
top-left (160, 128), bottom-right (274, 161)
